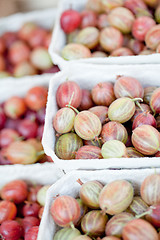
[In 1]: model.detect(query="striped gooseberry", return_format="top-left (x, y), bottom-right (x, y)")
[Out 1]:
top-left (122, 219), bottom-right (159, 240)
top-left (108, 97), bottom-right (141, 123)
top-left (101, 140), bottom-right (128, 158)
top-left (56, 81), bottom-right (82, 109)
top-left (144, 86), bottom-right (157, 105)
top-left (61, 43), bottom-right (92, 60)
top-left (114, 76), bottom-right (144, 99)
top-left (108, 7), bottom-right (135, 34)
top-left (75, 145), bottom-right (102, 159)
top-left (132, 112), bottom-right (157, 130)
top-left (50, 195), bottom-right (80, 227)
top-left (140, 173), bottom-right (160, 205)
top-left (91, 82), bottom-right (116, 107)
top-left (132, 125), bottom-right (160, 155)
top-left (127, 147), bottom-right (144, 158)
top-left (74, 111), bottom-right (102, 140)
top-left (89, 106), bottom-right (108, 125)
top-left (53, 227), bottom-right (81, 240)
top-left (53, 107), bottom-right (76, 134)
top-left (101, 121), bottom-right (128, 144)
top-left (79, 180), bottom-right (103, 209)
top-left (105, 212), bottom-right (134, 238)
top-left (150, 88), bottom-right (160, 113)
top-left (81, 210), bottom-right (108, 237)
top-left (99, 180), bottom-right (134, 215)
top-left (55, 133), bottom-right (83, 159)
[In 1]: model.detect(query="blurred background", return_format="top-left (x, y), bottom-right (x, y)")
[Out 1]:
top-left (0, 0), bottom-right (58, 18)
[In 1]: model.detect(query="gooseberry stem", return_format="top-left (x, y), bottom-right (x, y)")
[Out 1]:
top-left (91, 140), bottom-right (97, 146)
top-left (66, 104), bottom-right (79, 114)
top-left (132, 97), bottom-right (143, 102)
top-left (70, 222), bottom-right (75, 229)
top-left (136, 101), bottom-right (144, 111)
top-left (95, 136), bottom-right (101, 146)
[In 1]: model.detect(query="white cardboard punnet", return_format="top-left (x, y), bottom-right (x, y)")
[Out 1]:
top-left (0, 163), bottom-right (64, 238)
top-left (0, 8), bottom-right (57, 80)
top-left (0, 163), bottom-right (64, 188)
top-left (42, 63), bottom-right (160, 171)
top-left (38, 168), bottom-right (160, 240)
top-left (0, 74), bottom-right (64, 238)
top-left (49, 0), bottom-right (160, 69)
top-left (0, 73), bottom-right (52, 102)
top-left (0, 8), bottom-right (56, 35)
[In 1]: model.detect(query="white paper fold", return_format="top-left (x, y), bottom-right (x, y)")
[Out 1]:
top-left (0, 8), bottom-right (56, 35)
top-left (0, 8), bottom-right (57, 81)
top-left (0, 73), bottom-right (53, 102)
top-left (0, 163), bottom-right (64, 188)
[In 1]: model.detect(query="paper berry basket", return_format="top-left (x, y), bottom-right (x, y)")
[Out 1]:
top-left (38, 168), bottom-right (160, 240)
top-left (49, 0), bottom-right (160, 70)
top-left (42, 63), bottom-right (160, 172)
top-left (0, 8), bottom-right (58, 79)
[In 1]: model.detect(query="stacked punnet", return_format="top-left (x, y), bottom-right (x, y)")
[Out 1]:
top-left (50, 172), bottom-right (160, 240)
top-left (0, 85), bottom-right (52, 165)
top-left (53, 75), bottom-right (160, 160)
top-left (59, 0), bottom-right (160, 60)
top-left (0, 22), bottom-right (59, 78)
top-left (0, 179), bottom-right (50, 240)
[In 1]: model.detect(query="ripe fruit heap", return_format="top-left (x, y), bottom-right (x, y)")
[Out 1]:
top-left (0, 22), bottom-right (59, 78)
top-left (0, 179), bottom-right (50, 240)
top-left (0, 85), bottom-right (52, 165)
top-left (53, 76), bottom-right (160, 160)
top-left (51, 173), bottom-right (160, 240)
top-left (60, 0), bottom-right (160, 60)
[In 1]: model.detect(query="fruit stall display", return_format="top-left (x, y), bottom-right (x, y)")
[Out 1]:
top-left (49, 0), bottom-right (160, 68)
top-left (38, 168), bottom-right (160, 239)
top-left (42, 63), bottom-right (160, 171)
top-left (0, 8), bottom-right (59, 78)
top-left (1, 2), bottom-right (160, 240)
top-left (0, 163), bottom-right (63, 240)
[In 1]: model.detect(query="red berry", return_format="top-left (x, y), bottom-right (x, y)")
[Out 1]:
top-left (22, 216), bottom-right (40, 234)
top-left (0, 220), bottom-right (23, 240)
top-left (17, 119), bottom-right (38, 139)
top-left (60, 10), bottom-right (81, 34)
top-left (1, 180), bottom-right (28, 204)
top-left (24, 226), bottom-right (39, 240)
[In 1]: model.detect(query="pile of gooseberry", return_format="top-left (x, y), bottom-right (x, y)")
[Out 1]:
top-left (60, 0), bottom-right (160, 60)
top-left (0, 85), bottom-right (52, 165)
top-left (53, 76), bottom-right (160, 160)
top-left (51, 172), bottom-right (160, 240)
top-left (0, 179), bottom-right (50, 240)
top-left (0, 22), bottom-right (59, 78)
